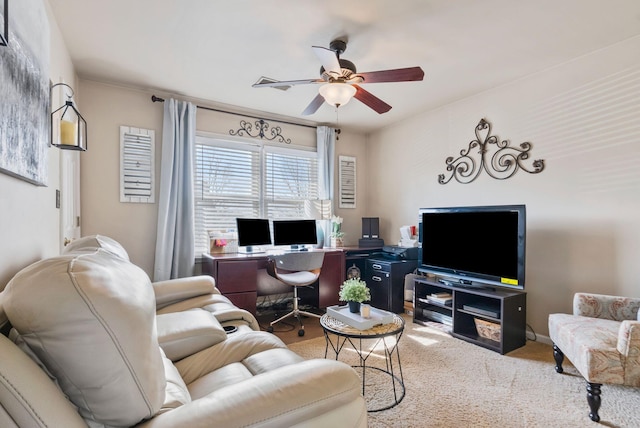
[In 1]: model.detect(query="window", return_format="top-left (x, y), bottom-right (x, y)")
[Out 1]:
top-left (194, 135), bottom-right (318, 253)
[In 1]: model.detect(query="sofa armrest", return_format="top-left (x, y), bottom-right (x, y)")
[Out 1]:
top-left (153, 276), bottom-right (220, 310)
top-left (137, 359), bottom-right (367, 428)
top-left (0, 334), bottom-right (87, 427)
top-left (573, 293), bottom-right (640, 321)
top-left (617, 320), bottom-right (640, 356)
top-left (618, 320), bottom-right (640, 385)
top-left (156, 309), bottom-right (227, 361)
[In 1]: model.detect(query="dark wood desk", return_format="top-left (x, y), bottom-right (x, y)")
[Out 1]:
top-left (202, 249), bottom-right (346, 315)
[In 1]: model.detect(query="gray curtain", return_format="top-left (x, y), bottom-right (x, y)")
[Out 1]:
top-left (317, 126), bottom-right (336, 247)
top-left (153, 99), bottom-right (196, 281)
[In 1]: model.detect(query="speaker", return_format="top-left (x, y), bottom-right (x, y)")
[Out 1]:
top-left (362, 217), bottom-right (380, 239)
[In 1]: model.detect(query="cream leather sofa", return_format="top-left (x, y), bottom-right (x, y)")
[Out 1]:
top-left (64, 235), bottom-right (261, 333)
top-left (0, 236), bottom-right (367, 427)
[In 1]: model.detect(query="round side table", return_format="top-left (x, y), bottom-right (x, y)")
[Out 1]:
top-left (320, 313), bottom-right (405, 412)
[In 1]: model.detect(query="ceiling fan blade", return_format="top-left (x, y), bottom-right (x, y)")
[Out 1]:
top-left (312, 46), bottom-right (341, 75)
top-left (301, 93), bottom-right (325, 116)
top-left (252, 78), bottom-right (323, 88)
top-left (353, 85), bottom-right (392, 114)
top-left (357, 66), bottom-right (424, 83)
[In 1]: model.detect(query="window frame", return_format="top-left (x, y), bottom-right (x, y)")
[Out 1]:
top-left (193, 133), bottom-right (319, 254)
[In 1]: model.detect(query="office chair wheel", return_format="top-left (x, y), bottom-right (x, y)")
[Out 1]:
top-left (267, 326), bottom-right (274, 333)
top-left (298, 328), bottom-right (305, 337)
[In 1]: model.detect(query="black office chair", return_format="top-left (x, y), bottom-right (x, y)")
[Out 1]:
top-left (266, 252), bottom-right (325, 336)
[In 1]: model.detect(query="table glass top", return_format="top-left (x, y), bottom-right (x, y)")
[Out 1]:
top-left (320, 313), bottom-right (405, 337)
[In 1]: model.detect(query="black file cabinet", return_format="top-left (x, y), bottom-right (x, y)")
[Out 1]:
top-left (366, 258), bottom-right (418, 313)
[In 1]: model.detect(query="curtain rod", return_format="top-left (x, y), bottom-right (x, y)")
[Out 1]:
top-left (151, 95), bottom-right (317, 130)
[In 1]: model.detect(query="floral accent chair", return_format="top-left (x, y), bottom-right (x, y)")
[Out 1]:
top-left (548, 293), bottom-right (640, 422)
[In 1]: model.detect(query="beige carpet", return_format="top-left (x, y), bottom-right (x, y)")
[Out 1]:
top-left (287, 315), bottom-right (640, 427)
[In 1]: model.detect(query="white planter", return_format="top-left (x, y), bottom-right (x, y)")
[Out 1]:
top-left (330, 237), bottom-right (344, 248)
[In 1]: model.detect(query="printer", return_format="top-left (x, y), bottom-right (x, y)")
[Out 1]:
top-left (372, 245), bottom-right (419, 261)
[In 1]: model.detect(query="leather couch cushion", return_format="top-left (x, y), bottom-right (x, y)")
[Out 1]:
top-left (62, 234), bottom-right (130, 260)
top-left (153, 275), bottom-right (217, 308)
top-left (3, 249), bottom-right (165, 427)
top-left (157, 309), bottom-right (227, 361)
top-left (0, 334), bottom-right (87, 427)
top-left (159, 352), bottom-right (191, 413)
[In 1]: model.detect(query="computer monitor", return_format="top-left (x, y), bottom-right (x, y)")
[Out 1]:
top-left (272, 219), bottom-right (317, 250)
top-left (236, 218), bottom-right (271, 253)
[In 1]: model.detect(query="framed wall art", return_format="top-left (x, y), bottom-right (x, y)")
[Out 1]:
top-left (0, 0), bottom-right (50, 186)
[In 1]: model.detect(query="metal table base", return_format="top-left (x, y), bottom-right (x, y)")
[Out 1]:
top-left (321, 313), bottom-right (405, 412)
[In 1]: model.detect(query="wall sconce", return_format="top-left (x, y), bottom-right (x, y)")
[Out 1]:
top-left (51, 83), bottom-right (87, 151)
top-left (1, 0), bottom-right (8, 47)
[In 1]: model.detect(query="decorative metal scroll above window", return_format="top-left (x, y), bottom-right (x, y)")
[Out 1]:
top-left (229, 119), bottom-right (291, 144)
top-left (438, 118), bottom-right (545, 184)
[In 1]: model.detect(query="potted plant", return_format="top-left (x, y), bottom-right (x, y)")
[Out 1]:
top-left (330, 215), bottom-right (345, 247)
top-left (338, 278), bottom-right (371, 313)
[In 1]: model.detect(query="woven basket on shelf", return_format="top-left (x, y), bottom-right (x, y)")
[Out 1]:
top-left (474, 318), bottom-right (501, 342)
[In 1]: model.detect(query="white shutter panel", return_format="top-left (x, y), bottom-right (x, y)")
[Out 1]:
top-left (339, 155), bottom-right (356, 209)
top-left (120, 126), bottom-right (155, 203)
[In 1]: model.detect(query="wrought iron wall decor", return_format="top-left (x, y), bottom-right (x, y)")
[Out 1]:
top-left (229, 119), bottom-right (291, 144)
top-left (438, 118), bottom-right (545, 184)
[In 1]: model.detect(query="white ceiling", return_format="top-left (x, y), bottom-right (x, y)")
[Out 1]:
top-left (48, 0), bottom-right (640, 133)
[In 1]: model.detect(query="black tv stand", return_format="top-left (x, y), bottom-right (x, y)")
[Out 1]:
top-left (413, 275), bottom-right (526, 354)
top-left (455, 282), bottom-right (496, 292)
top-left (438, 277), bottom-right (490, 290)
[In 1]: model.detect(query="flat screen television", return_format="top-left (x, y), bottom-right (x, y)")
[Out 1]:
top-left (418, 204), bottom-right (526, 290)
top-left (236, 218), bottom-right (272, 253)
top-left (272, 219), bottom-right (317, 249)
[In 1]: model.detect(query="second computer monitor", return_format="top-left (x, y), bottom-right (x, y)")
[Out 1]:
top-left (272, 219), bottom-right (317, 250)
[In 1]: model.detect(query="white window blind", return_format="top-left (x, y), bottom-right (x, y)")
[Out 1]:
top-left (339, 155), bottom-right (356, 208)
top-left (265, 147), bottom-right (318, 219)
top-left (120, 126), bottom-right (155, 203)
top-left (194, 136), bottom-right (318, 254)
top-left (194, 141), bottom-right (260, 253)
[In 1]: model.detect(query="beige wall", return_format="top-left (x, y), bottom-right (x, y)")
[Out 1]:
top-left (77, 82), bottom-right (162, 275)
top-left (333, 130), bottom-right (369, 246)
top-left (367, 36), bottom-right (640, 338)
top-left (77, 81), bottom-right (369, 275)
top-left (0, 1), bottom-right (77, 290)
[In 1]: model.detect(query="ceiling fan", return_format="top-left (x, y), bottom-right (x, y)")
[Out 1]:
top-left (252, 39), bottom-right (424, 116)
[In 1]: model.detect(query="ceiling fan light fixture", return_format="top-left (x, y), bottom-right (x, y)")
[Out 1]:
top-left (319, 82), bottom-right (356, 107)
